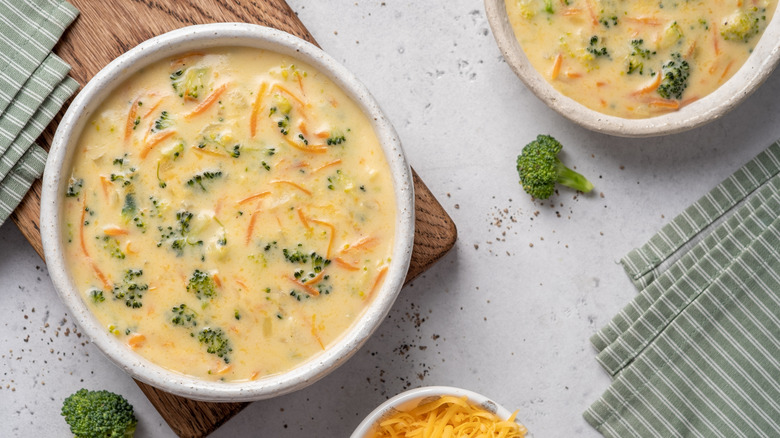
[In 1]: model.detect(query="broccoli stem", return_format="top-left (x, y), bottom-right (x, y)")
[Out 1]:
top-left (555, 159), bottom-right (594, 193)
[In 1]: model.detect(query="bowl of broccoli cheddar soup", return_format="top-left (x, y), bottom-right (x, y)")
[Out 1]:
top-left (486, 0), bottom-right (780, 136)
top-left (41, 23), bottom-right (414, 401)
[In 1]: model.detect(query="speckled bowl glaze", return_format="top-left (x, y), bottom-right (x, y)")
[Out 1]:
top-left (40, 23), bottom-right (415, 402)
top-left (485, 0), bottom-right (780, 137)
top-left (351, 386), bottom-right (527, 438)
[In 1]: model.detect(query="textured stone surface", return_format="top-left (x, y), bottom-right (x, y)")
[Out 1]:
top-left (3, 1), bottom-right (780, 436)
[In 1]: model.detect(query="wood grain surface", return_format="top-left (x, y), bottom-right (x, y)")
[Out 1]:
top-left (10, 1), bottom-right (457, 437)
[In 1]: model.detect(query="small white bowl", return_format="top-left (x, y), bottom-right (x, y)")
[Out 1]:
top-left (485, 0), bottom-right (780, 137)
top-left (40, 23), bottom-right (415, 402)
top-left (351, 386), bottom-right (526, 437)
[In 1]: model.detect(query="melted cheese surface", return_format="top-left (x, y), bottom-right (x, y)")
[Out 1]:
top-left (62, 47), bottom-right (396, 381)
top-left (506, 0), bottom-right (777, 118)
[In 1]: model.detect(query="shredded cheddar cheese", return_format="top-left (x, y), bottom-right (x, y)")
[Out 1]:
top-left (370, 395), bottom-right (527, 438)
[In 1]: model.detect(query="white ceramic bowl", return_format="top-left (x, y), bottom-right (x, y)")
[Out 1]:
top-left (351, 386), bottom-right (526, 437)
top-left (40, 23), bottom-right (415, 402)
top-left (485, 0), bottom-right (780, 137)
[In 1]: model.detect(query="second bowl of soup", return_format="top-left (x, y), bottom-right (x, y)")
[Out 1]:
top-left (486, 0), bottom-right (780, 136)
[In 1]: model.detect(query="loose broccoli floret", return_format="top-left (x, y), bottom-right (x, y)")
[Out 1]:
top-left (657, 53), bottom-right (690, 100)
top-left (516, 135), bottom-right (594, 200)
top-left (720, 10), bottom-right (761, 42)
top-left (61, 388), bottom-right (137, 438)
top-left (197, 327), bottom-right (232, 363)
top-left (187, 269), bottom-right (217, 300)
top-left (112, 269), bottom-right (148, 308)
top-left (170, 67), bottom-right (210, 100)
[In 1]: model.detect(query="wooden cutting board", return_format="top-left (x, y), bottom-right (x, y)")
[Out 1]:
top-left (10, 1), bottom-right (457, 437)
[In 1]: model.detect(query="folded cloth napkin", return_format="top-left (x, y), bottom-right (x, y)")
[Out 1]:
top-left (584, 141), bottom-right (780, 437)
top-left (0, 0), bottom-right (78, 224)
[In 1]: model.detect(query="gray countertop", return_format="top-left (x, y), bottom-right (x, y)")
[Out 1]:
top-left (3, 1), bottom-right (780, 436)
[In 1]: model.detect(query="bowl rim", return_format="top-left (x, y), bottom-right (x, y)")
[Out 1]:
top-left (484, 0), bottom-right (780, 137)
top-left (40, 22), bottom-right (415, 402)
top-left (350, 385), bottom-right (521, 437)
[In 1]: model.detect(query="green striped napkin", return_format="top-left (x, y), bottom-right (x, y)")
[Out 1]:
top-left (0, 0), bottom-right (79, 224)
top-left (584, 142), bottom-right (780, 437)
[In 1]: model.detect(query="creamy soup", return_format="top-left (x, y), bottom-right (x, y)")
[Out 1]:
top-left (505, 0), bottom-right (777, 118)
top-left (62, 48), bottom-right (396, 381)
